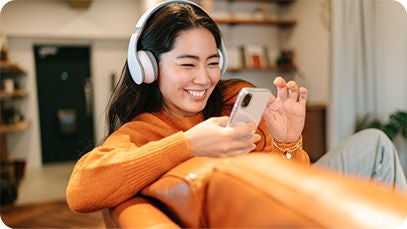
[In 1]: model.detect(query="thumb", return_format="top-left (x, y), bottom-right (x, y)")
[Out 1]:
top-left (209, 116), bottom-right (229, 126)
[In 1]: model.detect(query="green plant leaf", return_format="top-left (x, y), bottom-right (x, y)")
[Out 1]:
top-left (354, 110), bottom-right (407, 140)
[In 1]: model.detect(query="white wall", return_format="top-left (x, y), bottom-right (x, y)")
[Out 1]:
top-left (287, 0), bottom-right (330, 105)
top-left (375, 1), bottom-right (407, 114)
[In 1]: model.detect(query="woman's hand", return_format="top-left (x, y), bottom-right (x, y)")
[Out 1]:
top-left (263, 77), bottom-right (308, 143)
top-left (184, 116), bottom-right (260, 157)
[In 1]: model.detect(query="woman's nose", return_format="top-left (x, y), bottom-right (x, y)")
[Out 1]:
top-left (193, 65), bottom-right (211, 85)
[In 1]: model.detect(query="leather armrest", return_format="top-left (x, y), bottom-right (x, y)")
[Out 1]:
top-left (111, 196), bottom-right (180, 229)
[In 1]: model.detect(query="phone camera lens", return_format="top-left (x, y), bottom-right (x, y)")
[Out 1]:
top-left (241, 93), bottom-right (252, 108)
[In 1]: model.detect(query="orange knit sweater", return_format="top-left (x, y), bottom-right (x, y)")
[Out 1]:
top-left (66, 80), bottom-right (309, 213)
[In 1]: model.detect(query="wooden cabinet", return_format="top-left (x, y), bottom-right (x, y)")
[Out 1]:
top-left (302, 105), bottom-right (327, 163)
top-left (0, 61), bottom-right (29, 162)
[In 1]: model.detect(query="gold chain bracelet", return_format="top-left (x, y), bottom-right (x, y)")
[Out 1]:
top-left (272, 136), bottom-right (303, 159)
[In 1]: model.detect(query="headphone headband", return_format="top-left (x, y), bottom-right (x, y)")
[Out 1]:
top-left (127, 0), bottom-right (228, 84)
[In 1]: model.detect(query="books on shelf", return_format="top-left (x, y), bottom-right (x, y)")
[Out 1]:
top-left (226, 45), bottom-right (295, 71)
top-left (242, 45), bottom-right (268, 69)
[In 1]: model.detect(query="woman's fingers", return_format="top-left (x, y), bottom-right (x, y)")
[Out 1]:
top-left (286, 80), bottom-right (299, 100)
top-left (224, 123), bottom-right (260, 155)
top-left (228, 121), bottom-right (257, 137)
top-left (298, 87), bottom-right (308, 106)
top-left (223, 133), bottom-right (260, 157)
top-left (273, 77), bottom-right (288, 101)
top-left (274, 77), bottom-right (307, 104)
top-left (209, 116), bottom-right (229, 127)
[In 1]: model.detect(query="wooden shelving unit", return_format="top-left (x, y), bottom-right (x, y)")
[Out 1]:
top-left (227, 64), bottom-right (296, 72)
top-left (0, 120), bottom-right (29, 134)
top-left (0, 89), bottom-right (28, 99)
top-left (214, 17), bottom-right (296, 27)
top-left (0, 61), bottom-right (26, 76)
top-left (213, 0), bottom-right (295, 4)
top-left (202, 0), bottom-right (297, 73)
top-left (0, 60), bottom-right (29, 162)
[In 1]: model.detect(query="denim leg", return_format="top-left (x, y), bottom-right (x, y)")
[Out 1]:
top-left (314, 128), bottom-right (407, 192)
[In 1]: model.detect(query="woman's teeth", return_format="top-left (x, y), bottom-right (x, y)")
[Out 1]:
top-left (186, 90), bottom-right (205, 97)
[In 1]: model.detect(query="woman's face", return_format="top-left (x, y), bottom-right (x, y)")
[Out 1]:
top-left (158, 27), bottom-right (221, 117)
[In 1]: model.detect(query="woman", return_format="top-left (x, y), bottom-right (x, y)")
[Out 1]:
top-left (66, 0), bottom-right (406, 213)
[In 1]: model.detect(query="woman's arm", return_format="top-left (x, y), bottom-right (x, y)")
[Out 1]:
top-left (66, 127), bottom-right (192, 213)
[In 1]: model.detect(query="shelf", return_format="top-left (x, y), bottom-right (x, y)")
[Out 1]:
top-left (214, 18), bottom-right (296, 27)
top-left (0, 89), bottom-right (28, 99)
top-left (228, 64), bottom-right (297, 72)
top-left (0, 120), bottom-right (29, 134)
top-left (211, 0), bottom-right (295, 6)
top-left (0, 61), bottom-right (26, 77)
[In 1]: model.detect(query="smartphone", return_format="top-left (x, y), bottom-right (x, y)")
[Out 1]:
top-left (227, 87), bottom-right (272, 127)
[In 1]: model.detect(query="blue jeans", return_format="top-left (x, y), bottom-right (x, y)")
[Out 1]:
top-left (314, 129), bottom-right (407, 192)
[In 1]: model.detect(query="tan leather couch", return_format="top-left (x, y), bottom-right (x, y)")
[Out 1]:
top-left (102, 153), bottom-right (407, 228)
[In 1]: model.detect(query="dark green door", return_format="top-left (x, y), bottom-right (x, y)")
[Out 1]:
top-left (34, 45), bottom-right (95, 163)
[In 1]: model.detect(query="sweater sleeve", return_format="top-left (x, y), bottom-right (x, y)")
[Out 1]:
top-left (66, 129), bottom-right (192, 213)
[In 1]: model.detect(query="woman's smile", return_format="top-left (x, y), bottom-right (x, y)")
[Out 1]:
top-left (184, 89), bottom-right (207, 99)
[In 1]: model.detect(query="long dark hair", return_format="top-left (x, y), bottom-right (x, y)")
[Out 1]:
top-left (107, 2), bottom-right (225, 134)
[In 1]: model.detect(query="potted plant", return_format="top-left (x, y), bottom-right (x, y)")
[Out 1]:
top-left (355, 110), bottom-right (407, 141)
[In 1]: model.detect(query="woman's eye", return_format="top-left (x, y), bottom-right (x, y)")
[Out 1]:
top-left (208, 62), bottom-right (219, 67)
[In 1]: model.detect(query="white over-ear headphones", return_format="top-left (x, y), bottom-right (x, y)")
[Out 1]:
top-left (127, 0), bottom-right (228, 85)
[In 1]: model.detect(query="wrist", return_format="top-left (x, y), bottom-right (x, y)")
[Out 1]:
top-left (272, 136), bottom-right (303, 159)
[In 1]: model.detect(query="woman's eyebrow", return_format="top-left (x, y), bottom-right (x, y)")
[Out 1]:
top-left (176, 53), bottom-right (219, 60)
top-left (176, 54), bottom-right (199, 60)
top-left (207, 53), bottom-right (220, 60)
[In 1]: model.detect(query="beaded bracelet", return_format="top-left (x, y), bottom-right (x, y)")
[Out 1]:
top-left (272, 136), bottom-right (303, 159)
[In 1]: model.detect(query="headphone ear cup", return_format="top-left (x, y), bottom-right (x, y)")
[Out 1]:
top-left (218, 48), bottom-right (227, 76)
top-left (137, 50), bottom-right (158, 84)
top-left (218, 49), bottom-right (224, 73)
